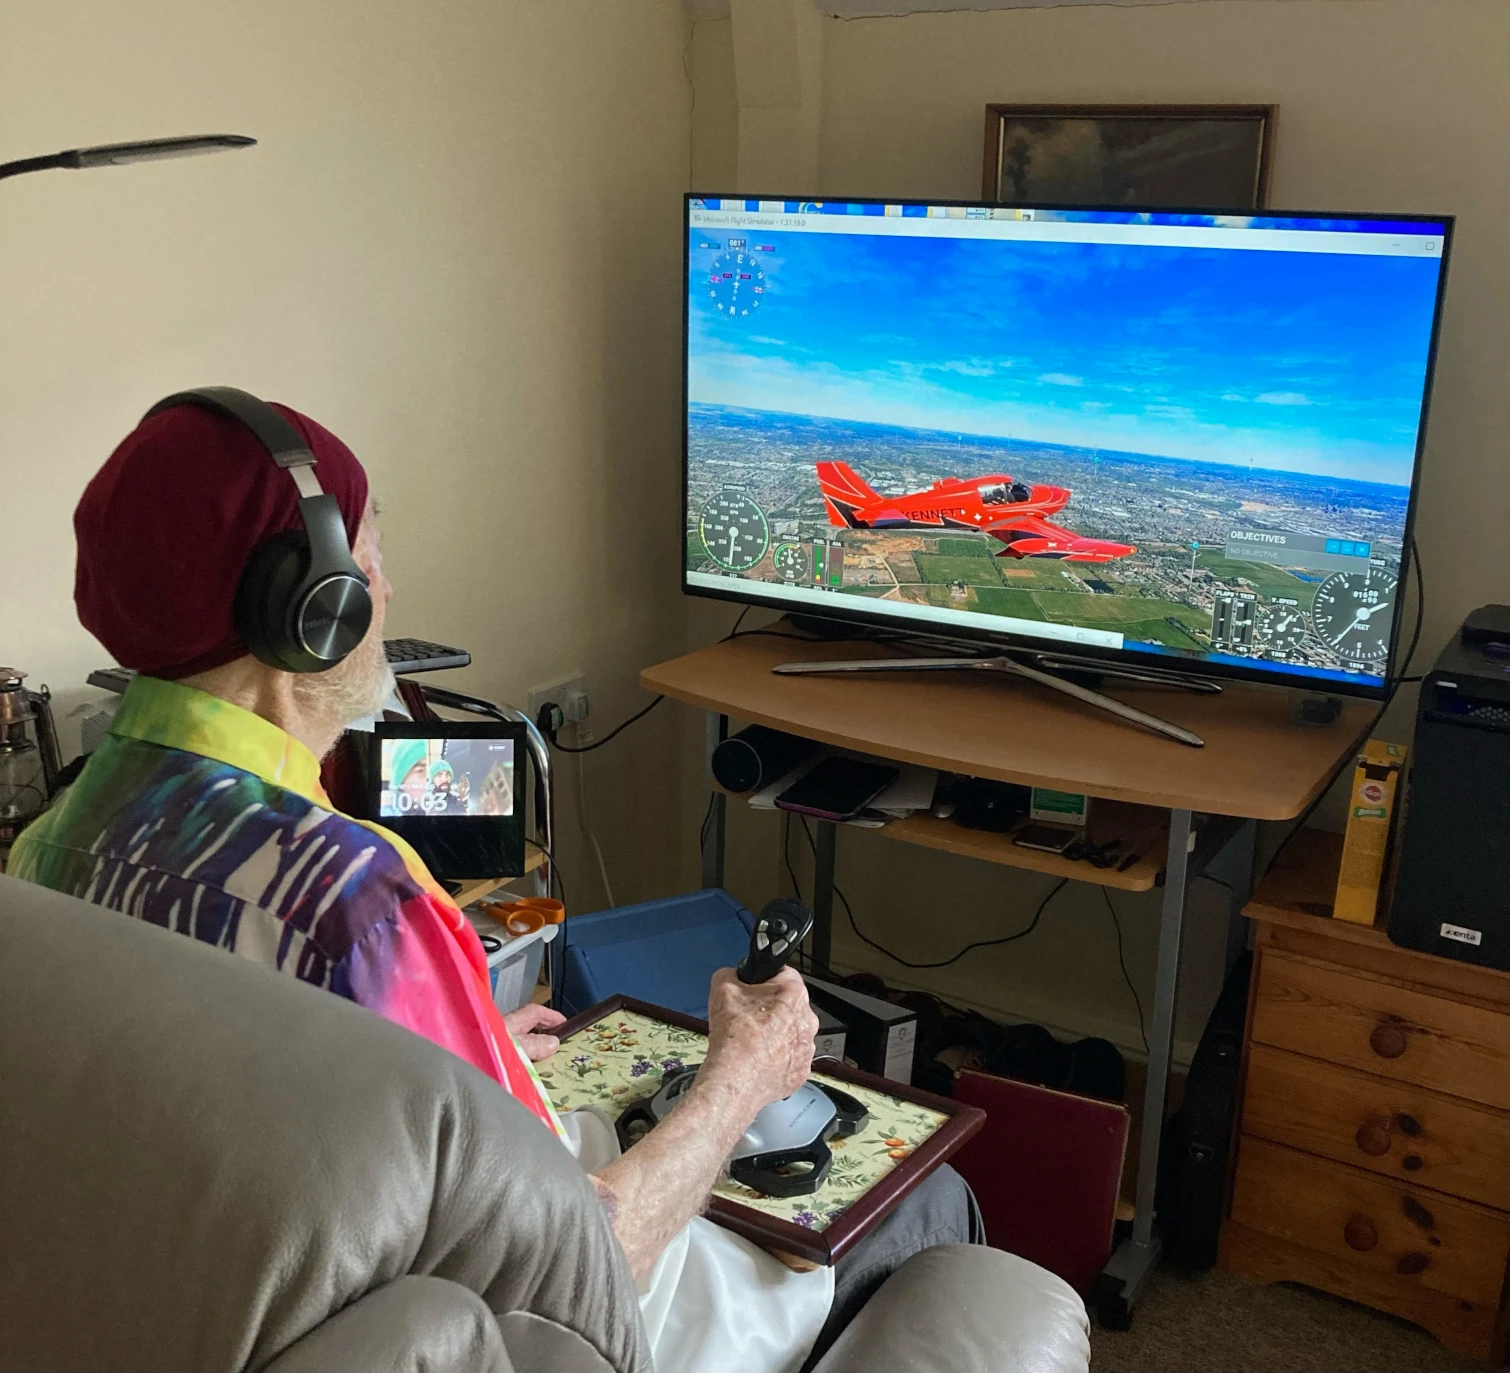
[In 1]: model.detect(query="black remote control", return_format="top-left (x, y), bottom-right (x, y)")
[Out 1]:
top-left (737, 899), bottom-right (815, 984)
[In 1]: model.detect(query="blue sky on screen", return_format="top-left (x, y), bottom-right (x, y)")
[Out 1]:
top-left (687, 231), bottom-right (1444, 485)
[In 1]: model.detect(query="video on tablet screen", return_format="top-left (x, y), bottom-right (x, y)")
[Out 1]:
top-left (378, 737), bottom-right (515, 818)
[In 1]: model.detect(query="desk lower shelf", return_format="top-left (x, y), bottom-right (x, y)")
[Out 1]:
top-left (883, 805), bottom-right (1165, 892)
top-left (726, 790), bottom-right (1167, 892)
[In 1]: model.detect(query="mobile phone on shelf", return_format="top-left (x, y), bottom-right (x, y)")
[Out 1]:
top-left (1012, 823), bottom-right (1079, 855)
top-left (775, 757), bottom-right (899, 823)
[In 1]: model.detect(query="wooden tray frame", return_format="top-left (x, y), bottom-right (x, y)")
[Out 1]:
top-left (553, 994), bottom-right (985, 1266)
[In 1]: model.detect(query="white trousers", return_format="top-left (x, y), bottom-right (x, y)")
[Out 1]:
top-left (560, 1107), bottom-right (834, 1373)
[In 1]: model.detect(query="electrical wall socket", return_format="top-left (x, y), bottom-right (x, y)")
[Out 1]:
top-left (527, 673), bottom-right (590, 733)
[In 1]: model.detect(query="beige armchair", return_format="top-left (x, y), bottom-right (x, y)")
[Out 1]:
top-left (0, 873), bottom-right (1089, 1372)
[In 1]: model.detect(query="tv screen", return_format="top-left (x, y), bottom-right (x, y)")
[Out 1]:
top-left (682, 197), bottom-right (1451, 695)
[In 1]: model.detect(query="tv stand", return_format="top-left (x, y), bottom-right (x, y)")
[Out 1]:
top-left (643, 630), bottom-right (1379, 1333)
top-left (772, 653), bottom-right (1207, 748)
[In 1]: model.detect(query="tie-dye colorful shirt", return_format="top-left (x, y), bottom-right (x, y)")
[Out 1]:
top-left (9, 675), bottom-right (562, 1138)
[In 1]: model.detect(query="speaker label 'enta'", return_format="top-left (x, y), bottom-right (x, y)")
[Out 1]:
top-left (1439, 922), bottom-right (1483, 947)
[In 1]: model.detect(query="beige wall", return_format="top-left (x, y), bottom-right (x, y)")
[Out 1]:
top-left (689, 0), bottom-right (1510, 1059)
top-left (2, 0), bottom-right (696, 908)
top-left (692, 16), bottom-right (742, 191)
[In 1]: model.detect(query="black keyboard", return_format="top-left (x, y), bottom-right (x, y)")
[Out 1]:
top-left (384, 638), bottom-right (471, 675)
top-left (88, 667), bottom-right (136, 694)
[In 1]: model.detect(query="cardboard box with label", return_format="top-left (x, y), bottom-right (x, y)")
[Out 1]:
top-left (1333, 740), bottom-right (1407, 926)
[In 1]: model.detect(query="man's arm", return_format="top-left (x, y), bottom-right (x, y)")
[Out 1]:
top-left (589, 966), bottom-right (818, 1281)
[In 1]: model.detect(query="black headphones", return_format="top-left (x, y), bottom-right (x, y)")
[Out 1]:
top-left (142, 387), bottom-right (373, 674)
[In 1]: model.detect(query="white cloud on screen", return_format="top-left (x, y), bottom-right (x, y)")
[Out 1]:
top-left (1254, 391), bottom-right (1314, 406)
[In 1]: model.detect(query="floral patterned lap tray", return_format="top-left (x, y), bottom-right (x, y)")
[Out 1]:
top-left (541, 995), bottom-right (985, 1265)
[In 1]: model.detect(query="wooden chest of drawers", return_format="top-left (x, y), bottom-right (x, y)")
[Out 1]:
top-left (1220, 830), bottom-right (1510, 1363)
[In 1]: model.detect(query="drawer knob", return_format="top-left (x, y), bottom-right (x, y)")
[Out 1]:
top-left (1370, 1023), bottom-right (1408, 1059)
top-left (1344, 1216), bottom-right (1378, 1252)
top-left (1396, 1251), bottom-right (1430, 1276)
top-left (1401, 1196), bottom-right (1436, 1231)
top-left (1355, 1121), bottom-right (1391, 1156)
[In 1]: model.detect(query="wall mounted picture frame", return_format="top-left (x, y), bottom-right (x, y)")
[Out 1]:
top-left (983, 104), bottom-right (1277, 210)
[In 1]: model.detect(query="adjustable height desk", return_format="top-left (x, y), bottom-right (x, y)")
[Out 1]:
top-left (643, 630), bottom-right (1375, 1324)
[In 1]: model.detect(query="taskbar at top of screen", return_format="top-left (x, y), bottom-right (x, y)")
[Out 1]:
top-left (684, 570), bottom-right (1389, 693)
top-left (688, 197), bottom-right (1447, 238)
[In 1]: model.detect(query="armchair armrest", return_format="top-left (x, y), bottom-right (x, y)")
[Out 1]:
top-left (810, 1246), bottom-right (1089, 1373)
top-left (262, 1276), bottom-right (510, 1373)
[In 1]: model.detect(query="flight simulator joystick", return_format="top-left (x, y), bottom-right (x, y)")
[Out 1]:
top-left (615, 898), bottom-right (868, 1197)
top-left (737, 897), bottom-right (814, 984)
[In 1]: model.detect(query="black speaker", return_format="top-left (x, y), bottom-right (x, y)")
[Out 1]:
top-left (711, 725), bottom-right (819, 794)
top-left (1388, 615), bottom-right (1510, 971)
top-left (1156, 950), bottom-right (1251, 1268)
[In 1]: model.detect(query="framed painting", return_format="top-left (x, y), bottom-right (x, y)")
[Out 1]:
top-left (544, 995), bottom-right (986, 1266)
top-left (983, 104), bottom-right (1276, 209)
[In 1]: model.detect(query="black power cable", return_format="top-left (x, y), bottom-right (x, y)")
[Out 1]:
top-left (548, 605), bottom-right (761, 754)
top-left (797, 816), bottom-right (1070, 971)
top-left (698, 791), bottom-right (717, 851)
top-left (782, 812), bottom-right (805, 907)
top-left (530, 838), bottom-right (566, 906)
top-left (542, 694), bottom-right (666, 754)
top-left (523, 838), bottom-right (569, 1005)
top-left (1102, 889), bottom-right (1151, 1057)
top-left (1393, 536), bottom-right (1427, 684)
top-left (781, 815), bottom-right (852, 981)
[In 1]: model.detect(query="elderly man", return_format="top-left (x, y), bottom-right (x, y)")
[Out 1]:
top-left (11, 392), bottom-right (986, 1371)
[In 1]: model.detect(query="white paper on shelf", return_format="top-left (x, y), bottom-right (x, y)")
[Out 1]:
top-left (869, 764), bottom-right (939, 817)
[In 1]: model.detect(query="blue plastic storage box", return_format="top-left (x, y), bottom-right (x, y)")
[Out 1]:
top-left (558, 888), bottom-right (754, 1020)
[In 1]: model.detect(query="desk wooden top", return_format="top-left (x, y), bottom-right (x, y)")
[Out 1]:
top-left (643, 633), bottom-right (1378, 820)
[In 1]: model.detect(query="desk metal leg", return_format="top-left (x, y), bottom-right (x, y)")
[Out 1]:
top-left (1224, 819), bottom-right (1258, 975)
top-left (702, 713), bottom-right (727, 889)
top-left (1097, 806), bottom-right (1192, 1328)
top-left (811, 821), bottom-right (836, 971)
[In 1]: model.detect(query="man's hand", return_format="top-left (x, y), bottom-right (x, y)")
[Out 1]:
top-left (589, 966), bottom-right (819, 1280)
top-left (505, 1003), bottom-right (566, 1061)
top-left (699, 966), bottom-right (819, 1117)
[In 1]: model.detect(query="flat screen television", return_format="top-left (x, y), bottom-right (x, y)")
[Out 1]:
top-left (682, 196), bottom-right (1452, 697)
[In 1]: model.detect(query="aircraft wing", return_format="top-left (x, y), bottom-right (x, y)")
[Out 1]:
top-left (986, 515), bottom-right (1136, 563)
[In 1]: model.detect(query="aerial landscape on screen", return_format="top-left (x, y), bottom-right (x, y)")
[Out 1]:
top-left (685, 216), bottom-right (1444, 679)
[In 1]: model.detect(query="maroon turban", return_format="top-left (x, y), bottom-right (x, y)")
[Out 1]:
top-left (74, 400), bottom-right (369, 679)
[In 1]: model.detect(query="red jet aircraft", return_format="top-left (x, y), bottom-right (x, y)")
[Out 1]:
top-left (815, 461), bottom-right (1136, 563)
